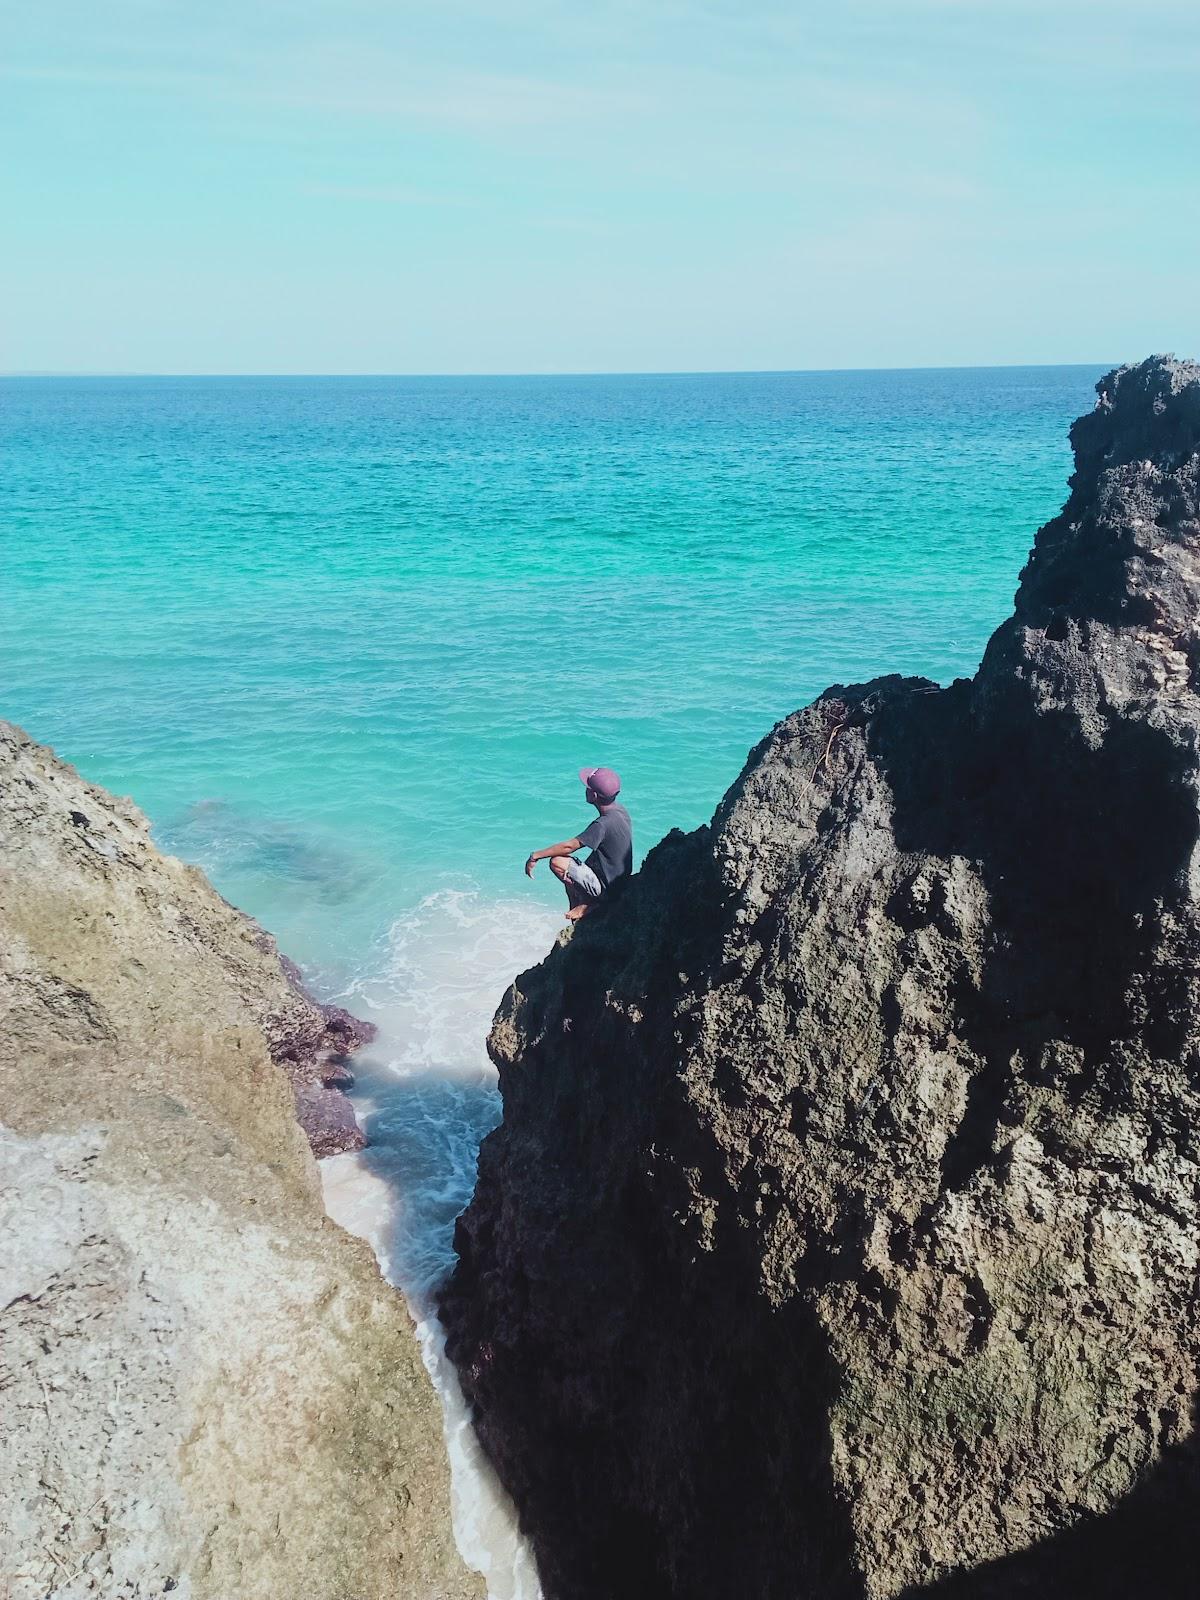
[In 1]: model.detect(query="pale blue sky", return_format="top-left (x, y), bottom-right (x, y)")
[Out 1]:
top-left (4, 1), bottom-right (1198, 373)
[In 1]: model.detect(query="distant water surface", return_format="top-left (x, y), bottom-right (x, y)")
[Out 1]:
top-left (3, 368), bottom-right (1102, 946)
top-left (0, 367), bottom-right (1103, 1587)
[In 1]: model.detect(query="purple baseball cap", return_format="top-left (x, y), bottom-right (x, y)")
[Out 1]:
top-left (579, 765), bottom-right (621, 802)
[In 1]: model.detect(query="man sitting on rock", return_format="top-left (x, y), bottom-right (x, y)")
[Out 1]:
top-left (524, 766), bottom-right (633, 921)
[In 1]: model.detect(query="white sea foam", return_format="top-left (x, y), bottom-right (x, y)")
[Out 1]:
top-left (320, 883), bottom-right (559, 1599)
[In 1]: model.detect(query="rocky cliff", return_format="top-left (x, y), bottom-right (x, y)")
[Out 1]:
top-left (442, 356), bottom-right (1200, 1599)
top-left (0, 723), bottom-right (481, 1600)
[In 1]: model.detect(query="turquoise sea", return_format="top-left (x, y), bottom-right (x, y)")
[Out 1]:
top-left (1, 366), bottom-right (1103, 1303)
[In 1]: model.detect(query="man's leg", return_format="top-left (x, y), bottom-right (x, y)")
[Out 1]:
top-left (550, 855), bottom-right (581, 908)
top-left (554, 856), bottom-right (603, 920)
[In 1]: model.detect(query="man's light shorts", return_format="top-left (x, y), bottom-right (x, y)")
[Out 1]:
top-left (564, 858), bottom-right (604, 899)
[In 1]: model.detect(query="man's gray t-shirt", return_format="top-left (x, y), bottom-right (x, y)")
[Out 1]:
top-left (577, 802), bottom-right (633, 890)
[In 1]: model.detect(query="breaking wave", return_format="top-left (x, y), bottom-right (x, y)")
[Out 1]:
top-left (321, 883), bottom-right (559, 1600)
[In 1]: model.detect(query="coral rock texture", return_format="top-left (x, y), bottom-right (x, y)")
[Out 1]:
top-left (442, 357), bottom-right (1200, 1599)
top-left (0, 723), bottom-right (481, 1600)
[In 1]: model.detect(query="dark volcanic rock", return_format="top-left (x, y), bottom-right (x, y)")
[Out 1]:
top-left (441, 356), bottom-right (1200, 1600)
top-left (274, 949), bottom-right (375, 1154)
top-left (294, 1079), bottom-right (366, 1159)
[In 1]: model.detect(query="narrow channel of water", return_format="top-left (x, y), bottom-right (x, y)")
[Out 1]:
top-left (319, 888), bottom-right (557, 1598)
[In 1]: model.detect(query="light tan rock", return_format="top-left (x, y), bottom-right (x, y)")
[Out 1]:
top-left (0, 721), bottom-right (482, 1600)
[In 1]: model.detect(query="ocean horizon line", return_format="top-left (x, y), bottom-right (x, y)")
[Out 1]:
top-left (1, 359), bottom-right (1118, 382)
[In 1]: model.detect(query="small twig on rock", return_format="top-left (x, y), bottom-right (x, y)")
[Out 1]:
top-left (803, 722), bottom-right (846, 793)
top-left (44, 1546), bottom-right (80, 1583)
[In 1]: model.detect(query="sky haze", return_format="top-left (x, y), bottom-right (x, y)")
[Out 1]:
top-left (4, 1), bottom-right (1198, 373)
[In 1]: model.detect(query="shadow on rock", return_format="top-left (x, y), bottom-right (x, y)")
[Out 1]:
top-left (903, 1392), bottom-right (1200, 1598)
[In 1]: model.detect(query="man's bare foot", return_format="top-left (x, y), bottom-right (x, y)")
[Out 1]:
top-left (565, 904), bottom-right (591, 922)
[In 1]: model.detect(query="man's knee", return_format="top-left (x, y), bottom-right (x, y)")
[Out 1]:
top-left (549, 855), bottom-right (572, 881)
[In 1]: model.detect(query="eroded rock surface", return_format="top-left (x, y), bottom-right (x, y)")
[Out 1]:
top-left (442, 356), bottom-right (1200, 1599)
top-left (0, 723), bottom-right (481, 1600)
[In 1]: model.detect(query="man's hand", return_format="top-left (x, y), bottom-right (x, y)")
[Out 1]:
top-left (524, 839), bottom-right (580, 880)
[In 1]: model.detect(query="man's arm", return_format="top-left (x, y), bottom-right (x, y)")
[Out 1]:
top-left (525, 838), bottom-right (582, 877)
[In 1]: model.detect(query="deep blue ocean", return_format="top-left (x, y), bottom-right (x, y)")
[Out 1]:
top-left (1, 366), bottom-right (1104, 1304)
